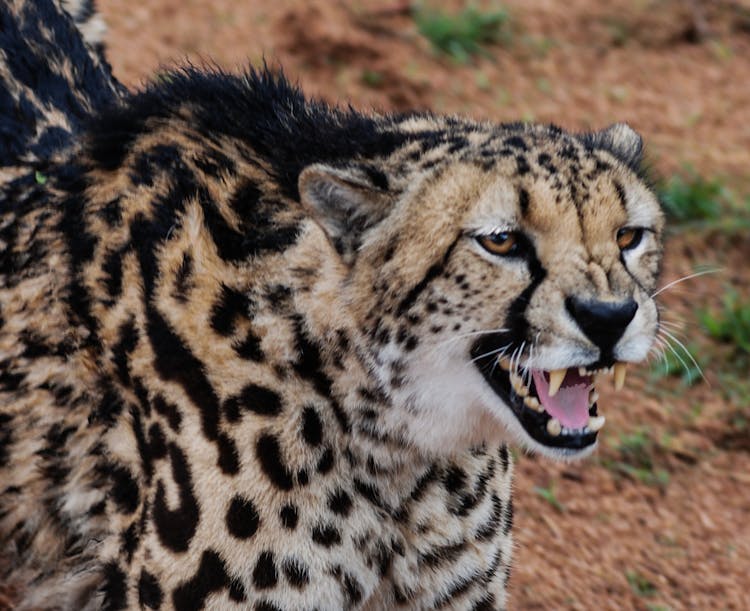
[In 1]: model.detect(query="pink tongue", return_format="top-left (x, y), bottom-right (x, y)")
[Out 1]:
top-left (531, 369), bottom-right (591, 429)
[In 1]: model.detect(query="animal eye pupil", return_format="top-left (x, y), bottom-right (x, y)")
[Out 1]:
top-left (616, 227), bottom-right (643, 250)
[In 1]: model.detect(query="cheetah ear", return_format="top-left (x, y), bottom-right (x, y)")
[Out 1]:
top-left (580, 123), bottom-right (643, 170)
top-left (299, 163), bottom-right (392, 259)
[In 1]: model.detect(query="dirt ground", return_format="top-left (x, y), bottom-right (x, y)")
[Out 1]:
top-left (73, 0), bottom-right (750, 608)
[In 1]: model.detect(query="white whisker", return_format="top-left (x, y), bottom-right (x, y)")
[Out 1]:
top-left (651, 268), bottom-right (722, 298)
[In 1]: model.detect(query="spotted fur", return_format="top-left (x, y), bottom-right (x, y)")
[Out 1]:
top-left (0, 2), bottom-right (664, 609)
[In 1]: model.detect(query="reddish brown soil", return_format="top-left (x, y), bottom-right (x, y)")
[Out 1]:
top-left (32, 1), bottom-right (750, 608)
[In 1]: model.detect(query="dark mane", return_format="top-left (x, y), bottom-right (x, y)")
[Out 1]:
top-left (86, 66), bottom-right (413, 199)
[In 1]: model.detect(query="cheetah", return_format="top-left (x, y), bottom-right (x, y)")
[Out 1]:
top-left (0, 0), bottom-right (664, 609)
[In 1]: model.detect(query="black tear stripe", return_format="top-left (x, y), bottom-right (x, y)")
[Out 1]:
top-left (172, 550), bottom-right (230, 611)
top-left (152, 443), bottom-right (199, 553)
top-left (501, 246), bottom-right (547, 348)
top-left (395, 237), bottom-right (459, 317)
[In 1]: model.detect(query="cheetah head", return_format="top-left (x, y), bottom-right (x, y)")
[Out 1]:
top-left (300, 121), bottom-right (664, 460)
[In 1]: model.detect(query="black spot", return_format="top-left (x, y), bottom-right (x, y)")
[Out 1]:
top-left (172, 550), bottom-right (229, 611)
top-left (296, 469), bottom-right (309, 486)
top-left (228, 581), bottom-right (246, 602)
top-left (147, 307), bottom-right (224, 467)
top-left (138, 570), bottom-right (163, 609)
top-left (109, 463), bottom-right (140, 515)
top-left (343, 572), bottom-right (363, 605)
top-left (153, 443), bottom-right (199, 553)
top-left (291, 317), bottom-right (349, 432)
top-left (613, 180), bottom-right (628, 212)
top-left (224, 385), bottom-right (282, 422)
top-left (280, 504), bottom-right (298, 530)
top-left (148, 423), bottom-right (167, 460)
top-left (102, 562), bottom-right (127, 610)
top-left (515, 155), bottom-right (530, 175)
top-left (312, 523), bottom-right (342, 547)
top-left (354, 478), bottom-right (384, 509)
top-left (316, 447), bottom-right (334, 474)
top-left (362, 164), bottom-right (389, 190)
top-left (217, 434), bottom-right (240, 475)
top-left (112, 319), bottom-right (138, 385)
top-left (0, 414), bottom-right (13, 469)
top-left (233, 330), bottom-right (264, 361)
top-left (420, 541), bottom-right (466, 568)
top-left (102, 247), bottom-right (125, 299)
top-left (444, 465), bottom-right (467, 494)
top-left (282, 557), bottom-right (309, 588)
top-left (499, 445), bottom-right (510, 472)
top-left (301, 405), bottom-right (323, 446)
top-left (172, 252), bottom-right (193, 303)
top-left (252, 551), bottom-right (278, 589)
top-left (209, 284), bottom-right (253, 336)
top-left (518, 187), bottom-right (530, 216)
top-left (121, 522), bottom-right (139, 562)
top-left (327, 488), bottom-right (353, 517)
top-left (255, 602), bottom-right (283, 611)
top-left (226, 497), bottom-right (260, 541)
top-left (256, 434), bottom-right (294, 491)
top-left (503, 497), bottom-right (514, 536)
top-left (504, 136), bottom-right (528, 150)
top-left (153, 394), bottom-right (181, 432)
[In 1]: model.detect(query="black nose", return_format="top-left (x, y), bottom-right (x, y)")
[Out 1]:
top-left (565, 296), bottom-right (638, 356)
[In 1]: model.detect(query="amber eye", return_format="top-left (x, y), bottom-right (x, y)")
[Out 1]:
top-left (616, 227), bottom-right (644, 251)
top-left (477, 231), bottom-right (521, 256)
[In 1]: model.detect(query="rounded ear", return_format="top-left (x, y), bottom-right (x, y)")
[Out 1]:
top-left (298, 163), bottom-right (392, 260)
top-left (579, 123), bottom-right (643, 170)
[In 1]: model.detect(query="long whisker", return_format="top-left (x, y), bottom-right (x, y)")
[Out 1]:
top-left (659, 328), bottom-right (707, 384)
top-left (428, 327), bottom-right (509, 349)
top-left (651, 268), bottom-right (722, 298)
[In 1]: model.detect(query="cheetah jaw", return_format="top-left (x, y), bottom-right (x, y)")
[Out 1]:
top-left (473, 341), bottom-right (627, 452)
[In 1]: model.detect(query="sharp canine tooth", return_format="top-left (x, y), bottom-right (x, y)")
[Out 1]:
top-left (588, 415), bottom-right (606, 432)
top-left (589, 390), bottom-right (599, 406)
top-left (613, 362), bottom-right (627, 391)
top-left (547, 369), bottom-right (566, 397)
top-left (546, 418), bottom-right (562, 436)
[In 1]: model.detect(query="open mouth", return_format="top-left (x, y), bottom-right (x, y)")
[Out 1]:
top-left (472, 337), bottom-right (627, 451)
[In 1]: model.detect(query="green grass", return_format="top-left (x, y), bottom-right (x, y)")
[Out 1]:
top-left (658, 171), bottom-right (727, 223)
top-left (625, 569), bottom-right (657, 597)
top-left (604, 429), bottom-right (670, 488)
top-left (658, 171), bottom-right (750, 232)
top-left (700, 288), bottom-right (750, 356)
top-left (533, 484), bottom-right (565, 512)
top-left (413, 3), bottom-right (510, 63)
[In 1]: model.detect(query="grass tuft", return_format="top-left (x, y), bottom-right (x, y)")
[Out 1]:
top-left (700, 288), bottom-right (750, 356)
top-left (413, 3), bottom-right (510, 63)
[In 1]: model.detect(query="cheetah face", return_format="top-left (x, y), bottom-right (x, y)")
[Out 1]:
top-left (300, 123), bottom-right (664, 460)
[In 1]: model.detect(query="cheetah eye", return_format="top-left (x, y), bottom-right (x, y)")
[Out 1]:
top-left (616, 227), bottom-right (644, 251)
top-left (477, 231), bottom-right (523, 257)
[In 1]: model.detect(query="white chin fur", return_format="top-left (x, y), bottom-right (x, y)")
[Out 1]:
top-left (378, 339), bottom-right (597, 459)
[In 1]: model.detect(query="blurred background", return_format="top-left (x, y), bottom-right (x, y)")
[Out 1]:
top-left (98, 1), bottom-right (750, 608)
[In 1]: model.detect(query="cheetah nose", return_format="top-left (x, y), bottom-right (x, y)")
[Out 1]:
top-left (564, 296), bottom-right (638, 357)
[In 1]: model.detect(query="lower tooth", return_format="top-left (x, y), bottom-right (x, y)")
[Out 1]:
top-left (546, 418), bottom-right (562, 437)
top-left (524, 396), bottom-right (543, 412)
top-left (587, 415), bottom-right (606, 432)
